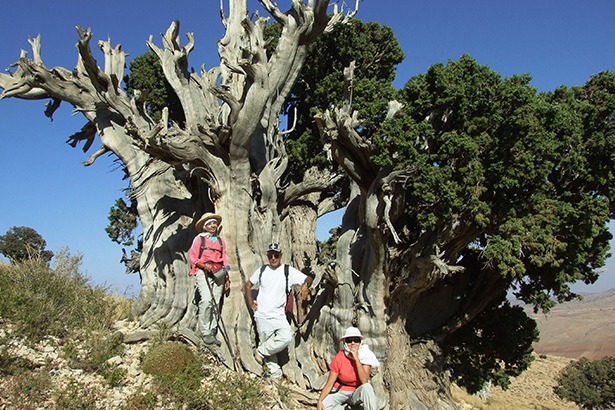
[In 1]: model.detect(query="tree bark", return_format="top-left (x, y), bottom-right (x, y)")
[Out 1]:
top-left (0, 2), bottom-right (469, 408)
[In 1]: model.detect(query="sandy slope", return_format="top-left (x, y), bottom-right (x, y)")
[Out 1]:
top-left (530, 290), bottom-right (615, 359)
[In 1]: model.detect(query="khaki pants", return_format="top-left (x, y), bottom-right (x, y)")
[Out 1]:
top-left (195, 270), bottom-right (225, 337)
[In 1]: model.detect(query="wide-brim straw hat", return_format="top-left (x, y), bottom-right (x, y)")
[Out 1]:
top-left (340, 326), bottom-right (364, 340)
top-left (195, 212), bottom-right (222, 233)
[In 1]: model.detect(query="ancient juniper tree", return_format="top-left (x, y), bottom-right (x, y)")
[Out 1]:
top-left (1, 0), bottom-right (353, 381)
top-left (2, 1), bottom-right (614, 408)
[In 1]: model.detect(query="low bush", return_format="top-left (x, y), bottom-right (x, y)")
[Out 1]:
top-left (555, 356), bottom-right (615, 409)
top-left (142, 341), bottom-right (196, 377)
top-left (0, 250), bottom-right (124, 341)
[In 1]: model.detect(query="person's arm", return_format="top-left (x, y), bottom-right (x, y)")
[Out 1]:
top-left (244, 280), bottom-right (258, 312)
top-left (291, 266), bottom-right (313, 298)
top-left (189, 237), bottom-right (201, 275)
top-left (317, 370), bottom-right (339, 410)
top-left (300, 278), bottom-right (311, 298)
top-left (221, 237), bottom-right (230, 269)
top-left (348, 345), bottom-right (372, 385)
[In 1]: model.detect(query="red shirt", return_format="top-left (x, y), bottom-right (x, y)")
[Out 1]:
top-left (329, 351), bottom-right (361, 392)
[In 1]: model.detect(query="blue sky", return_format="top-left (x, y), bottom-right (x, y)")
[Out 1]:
top-left (1, 1), bottom-right (614, 295)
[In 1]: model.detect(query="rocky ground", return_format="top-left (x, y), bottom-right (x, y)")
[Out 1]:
top-left (1, 320), bottom-right (580, 410)
top-left (4, 290), bottom-right (614, 409)
top-left (0, 319), bottom-right (307, 410)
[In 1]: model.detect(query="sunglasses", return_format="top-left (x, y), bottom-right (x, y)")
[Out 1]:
top-left (345, 338), bottom-right (361, 344)
top-left (267, 252), bottom-right (281, 259)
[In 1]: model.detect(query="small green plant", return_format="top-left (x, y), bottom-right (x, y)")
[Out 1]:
top-left (145, 343), bottom-right (208, 409)
top-left (277, 379), bottom-right (291, 407)
top-left (2, 369), bottom-right (53, 408)
top-left (63, 331), bottom-right (127, 387)
top-left (141, 342), bottom-right (267, 409)
top-left (142, 341), bottom-right (196, 376)
top-left (120, 391), bottom-right (160, 410)
top-left (53, 380), bottom-right (103, 410)
top-left (0, 339), bottom-right (37, 377)
top-left (150, 322), bottom-right (173, 346)
top-left (204, 372), bottom-right (264, 410)
top-left (555, 356), bottom-right (615, 410)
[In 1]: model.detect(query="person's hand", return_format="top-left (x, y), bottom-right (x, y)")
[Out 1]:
top-left (348, 342), bottom-right (360, 359)
top-left (300, 283), bottom-right (309, 299)
top-left (251, 301), bottom-right (258, 312)
top-left (317, 401), bottom-right (324, 410)
top-left (224, 277), bottom-right (231, 296)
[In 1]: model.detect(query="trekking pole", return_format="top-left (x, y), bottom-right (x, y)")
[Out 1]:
top-left (203, 269), bottom-right (238, 369)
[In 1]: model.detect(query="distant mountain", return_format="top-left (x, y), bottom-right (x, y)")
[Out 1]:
top-left (526, 290), bottom-right (615, 359)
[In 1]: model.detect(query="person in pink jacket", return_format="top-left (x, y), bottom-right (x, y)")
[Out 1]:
top-left (189, 212), bottom-right (231, 346)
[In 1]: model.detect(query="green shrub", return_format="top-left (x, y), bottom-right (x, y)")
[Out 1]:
top-left (120, 391), bottom-right (160, 410)
top-left (53, 380), bottom-right (103, 410)
top-left (0, 250), bottom-right (122, 341)
top-left (555, 356), bottom-right (615, 409)
top-left (142, 342), bottom-right (266, 409)
top-left (205, 373), bottom-right (264, 410)
top-left (64, 331), bottom-right (127, 387)
top-left (142, 341), bottom-right (196, 376)
top-left (2, 369), bottom-right (53, 408)
top-left (0, 337), bottom-right (37, 377)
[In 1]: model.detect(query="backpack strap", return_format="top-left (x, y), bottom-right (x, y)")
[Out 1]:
top-left (284, 264), bottom-right (289, 296)
top-left (258, 264), bottom-right (290, 297)
top-left (257, 264), bottom-right (290, 296)
top-left (198, 236), bottom-right (224, 258)
top-left (198, 236), bottom-right (206, 259)
top-left (258, 264), bottom-right (267, 285)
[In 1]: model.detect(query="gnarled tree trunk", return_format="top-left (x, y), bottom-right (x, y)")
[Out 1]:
top-left (1, 2), bottom-right (468, 408)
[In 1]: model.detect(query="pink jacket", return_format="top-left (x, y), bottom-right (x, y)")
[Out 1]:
top-left (189, 234), bottom-right (229, 276)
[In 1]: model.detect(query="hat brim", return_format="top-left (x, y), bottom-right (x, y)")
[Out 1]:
top-left (195, 213), bottom-right (222, 232)
top-left (341, 335), bottom-right (364, 340)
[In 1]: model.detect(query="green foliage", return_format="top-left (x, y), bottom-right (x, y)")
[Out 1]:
top-left (105, 197), bottom-right (138, 247)
top-left (141, 341), bottom-right (265, 409)
top-left (266, 18), bottom-right (404, 180)
top-left (555, 356), bottom-right (615, 409)
top-left (123, 51), bottom-right (185, 124)
top-left (443, 300), bottom-right (539, 393)
top-left (142, 341), bottom-right (196, 376)
top-left (120, 391), bottom-right (160, 410)
top-left (373, 57), bottom-right (615, 312)
top-left (0, 226), bottom-right (53, 263)
top-left (0, 336), bottom-right (38, 377)
top-left (202, 372), bottom-right (264, 410)
top-left (317, 226), bottom-right (340, 263)
top-left (0, 250), bottom-right (119, 341)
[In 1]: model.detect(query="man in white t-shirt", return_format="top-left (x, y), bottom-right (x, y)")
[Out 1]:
top-left (244, 243), bottom-right (312, 379)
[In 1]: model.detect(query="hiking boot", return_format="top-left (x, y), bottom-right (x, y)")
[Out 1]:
top-left (203, 335), bottom-right (221, 346)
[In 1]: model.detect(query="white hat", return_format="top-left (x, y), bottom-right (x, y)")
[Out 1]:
top-left (195, 212), bottom-right (222, 232)
top-left (267, 243), bottom-right (282, 253)
top-left (340, 326), bottom-right (363, 340)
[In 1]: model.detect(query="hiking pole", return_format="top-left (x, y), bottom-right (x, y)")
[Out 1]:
top-left (203, 268), bottom-right (238, 369)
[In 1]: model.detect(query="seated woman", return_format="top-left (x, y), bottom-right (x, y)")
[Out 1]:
top-left (317, 326), bottom-right (380, 410)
